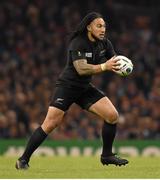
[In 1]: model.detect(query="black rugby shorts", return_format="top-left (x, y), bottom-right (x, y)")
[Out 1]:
top-left (50, 84), bottom-right (105, 111)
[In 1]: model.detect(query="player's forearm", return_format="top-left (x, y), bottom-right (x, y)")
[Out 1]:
top-left (73, 59), bottom-right (104, 75)
top-left (79, 64), bottom-right (103, 75)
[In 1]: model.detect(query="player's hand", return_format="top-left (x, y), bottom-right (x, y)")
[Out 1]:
top-left (101, 56), bottom-right (121, 71)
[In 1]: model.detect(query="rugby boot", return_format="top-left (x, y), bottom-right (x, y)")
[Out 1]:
top-left (101, 153), bottom-right (129, 166)
top-left (15, 159), bottom-right (29, 170)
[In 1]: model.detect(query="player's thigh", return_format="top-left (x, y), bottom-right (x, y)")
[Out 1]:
top-left (88, 97), bottom-right (119, 124)
top-left (44, 106), bottom-right (65, 124)
top-left (42, 86), bottom-right (80, 133)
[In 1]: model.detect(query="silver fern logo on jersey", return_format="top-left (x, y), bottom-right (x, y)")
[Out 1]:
top-left (78, 51), bottom-right (81, 56)
top-left (55, 98), bottom-right (64, 105)
top-left (99, 49), bottom-right (106, 56)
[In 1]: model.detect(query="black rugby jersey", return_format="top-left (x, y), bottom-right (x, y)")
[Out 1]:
top-left (56, 35), bottom-right (116, 88)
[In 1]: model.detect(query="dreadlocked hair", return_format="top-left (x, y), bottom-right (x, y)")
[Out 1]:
top-left (69, 12), bottom-right (103, 41)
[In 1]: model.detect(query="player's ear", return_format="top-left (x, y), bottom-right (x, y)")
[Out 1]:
top-left (87, 25), bottom-right (91, 31)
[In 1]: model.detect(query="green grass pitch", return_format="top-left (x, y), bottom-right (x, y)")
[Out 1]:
top-left (0, 156), bottom-right (160, 178)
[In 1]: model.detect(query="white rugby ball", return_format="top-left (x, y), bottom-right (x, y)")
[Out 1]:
top-left (115, 55), bottom-right (133, 76)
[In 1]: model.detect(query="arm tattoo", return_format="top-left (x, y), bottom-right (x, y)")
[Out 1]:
top-left (73, 59), bottom-right (100, 75)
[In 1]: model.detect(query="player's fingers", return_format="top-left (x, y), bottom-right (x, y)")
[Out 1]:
top-left (113, 66), bottom-right (120, 71)
top-left (114, 62), bottom-right (121, 66)
top-left (112, 61), bottom-right (121, 66)
top-left (113, 58), bottom-right (120, 63)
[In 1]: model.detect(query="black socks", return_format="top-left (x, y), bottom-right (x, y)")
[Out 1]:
top-left (20, 127), bottom-right (47, 163)
top-left (101, 121), bottom-right (117, 157)
top-left (20, 122), bottom-right (116, 162)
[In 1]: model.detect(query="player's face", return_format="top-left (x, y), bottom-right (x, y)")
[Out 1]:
top-left (87, 18), bottom-right (106, 41)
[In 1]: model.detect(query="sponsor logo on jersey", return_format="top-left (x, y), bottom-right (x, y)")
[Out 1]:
top-left (85, 52), bottom-right (92, 57)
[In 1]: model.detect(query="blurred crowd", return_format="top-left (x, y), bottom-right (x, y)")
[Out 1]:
top-left (0, 0), bottom-right (160, 140)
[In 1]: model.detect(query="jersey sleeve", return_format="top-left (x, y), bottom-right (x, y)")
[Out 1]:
top-left (69, 38), bottom-right (87, 61)
top-left (105, 39), bottom-right (116, 59)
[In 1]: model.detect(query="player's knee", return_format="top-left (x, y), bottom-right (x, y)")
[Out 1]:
top-left (42, 115), bottom-right (63, 133)
top-left (106, 110), bottom-right (119, 124)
